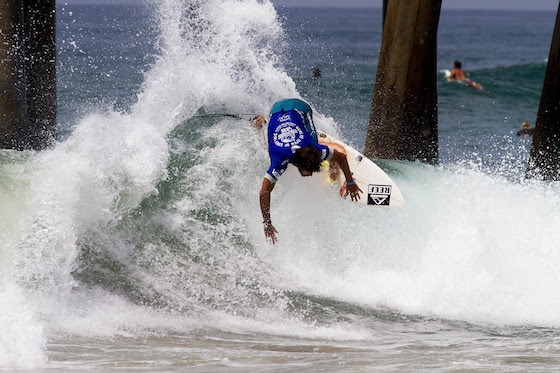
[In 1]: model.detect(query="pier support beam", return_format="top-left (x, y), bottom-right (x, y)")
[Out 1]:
top-left (382, 0), bottom-right (387, 29)
top-left (526, 3), bottom-right (560, 180)
top-left (364, 0), bottom-right (441, 164)
top-left (0, 0), bottom-right (56, 150)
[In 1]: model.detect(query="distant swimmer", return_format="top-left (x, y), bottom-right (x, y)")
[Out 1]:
top-left (448, 60), bottom-right (484, 91)
top-left (257, 98), bottom-right (362, 244)
top-left (312, 67), bottom-right (322, 78)
top-left (516, 121), bottom-right (534, 137)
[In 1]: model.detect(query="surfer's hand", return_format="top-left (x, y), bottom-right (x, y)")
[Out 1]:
top-left (346, 182), bottom-right (363, 202)
top-left (264, 221), bottom-right (278, 244)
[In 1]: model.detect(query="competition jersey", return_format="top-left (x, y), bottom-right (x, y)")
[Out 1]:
top-left (265, 109), bottom-right (332, 183)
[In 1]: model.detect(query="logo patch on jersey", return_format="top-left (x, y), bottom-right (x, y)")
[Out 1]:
top-left (367, 184), bottom-right (391, 206)
top-left (278, 114), bottom-right (291, 122)
top-left (273, 122), bottom-right (304, 148)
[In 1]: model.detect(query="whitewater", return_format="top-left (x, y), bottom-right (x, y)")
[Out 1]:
top-left (1, 0), bottom-right (560, 370)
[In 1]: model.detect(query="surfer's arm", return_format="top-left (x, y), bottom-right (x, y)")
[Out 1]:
top-left (331, 149), bottom-right (362, 202)
top-left (259, 178), bottom-right (278, 244)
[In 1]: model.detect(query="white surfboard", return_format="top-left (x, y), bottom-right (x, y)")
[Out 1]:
top-left (243, 115), bottom-right (404, 207)
top-left (317, 131), bottom-right (404, 207)
top-left (440, 69), bottom-right (484, 90)
top-left (441, 69), bottom-right (452, 79)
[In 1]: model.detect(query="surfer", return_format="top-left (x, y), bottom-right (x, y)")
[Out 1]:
top-left (449, 60), bottom-right (484, 91)
top-left (258, 98), bottom-right (362, 244)
top-left (312, 67), bottom-right (322, 78)
top-left (516, 121), bottom-right (534, 137)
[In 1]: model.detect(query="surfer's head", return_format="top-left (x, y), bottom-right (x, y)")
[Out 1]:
top-left (292, 146), bottom-right (322, 177)
top-left (454, 60), bottom-right (462, 68)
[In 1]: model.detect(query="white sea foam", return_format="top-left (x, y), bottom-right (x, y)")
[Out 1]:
top-left (268, 164), bottom-right (560, 326)
top-left (0, 285), bottom-right (45, 369)
top-left (1, 0), bottom-right (560, 369)
top-left (0, 0), bottom-right (320, 367)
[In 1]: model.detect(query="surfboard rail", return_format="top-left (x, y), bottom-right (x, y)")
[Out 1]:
top-left (318, 131), bottom-right (404, 207)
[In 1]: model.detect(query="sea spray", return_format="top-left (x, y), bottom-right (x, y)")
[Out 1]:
top-left (2, 1), bottom-right (560, 370)
top-left (135, 0), bottom-right (294, 128)
top-left (269, 162), bottom-right (560, 326)
top-left (0, 285), bottom-right (45, 369)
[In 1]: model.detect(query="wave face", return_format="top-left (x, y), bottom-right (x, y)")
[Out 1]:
top-left (1, 2), bottom-right (559, 369)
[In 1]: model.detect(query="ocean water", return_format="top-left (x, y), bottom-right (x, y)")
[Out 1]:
top-left (2, 1), bottom-right (560, 371)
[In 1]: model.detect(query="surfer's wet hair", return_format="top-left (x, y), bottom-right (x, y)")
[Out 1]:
top-left (292, 146), bottom-right (322, 172)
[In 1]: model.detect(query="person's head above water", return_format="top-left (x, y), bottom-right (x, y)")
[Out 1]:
top-left (454, 60), bottom-right (462, 69)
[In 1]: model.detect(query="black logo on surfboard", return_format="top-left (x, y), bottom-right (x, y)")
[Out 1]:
top-left (367, 184), bottom-right (391, 206)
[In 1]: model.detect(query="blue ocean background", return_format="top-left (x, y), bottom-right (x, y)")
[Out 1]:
top-left (2, 1), bottom-right (560, 370)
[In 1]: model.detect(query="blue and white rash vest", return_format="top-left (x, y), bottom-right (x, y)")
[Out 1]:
top-left (265, 106), bottom-right (333, 183)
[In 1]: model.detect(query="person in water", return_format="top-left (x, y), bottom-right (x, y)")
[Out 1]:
top-left (449, 60), bottom-right (484, 91)
top-left (516, 121), bottom-right (534, 137)
top-left (312, 67), bottom-right (322, 78)
top-left (257, 98), bottom-right (362, 244)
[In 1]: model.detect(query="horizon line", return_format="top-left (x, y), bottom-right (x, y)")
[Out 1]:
top-left (275, 5), bottom-right (557, 12)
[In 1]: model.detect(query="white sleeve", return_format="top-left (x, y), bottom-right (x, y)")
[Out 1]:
top-left (264, 173), bottom-right (277, 184)
top-left (324, 145), bottom-right (334, 161)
